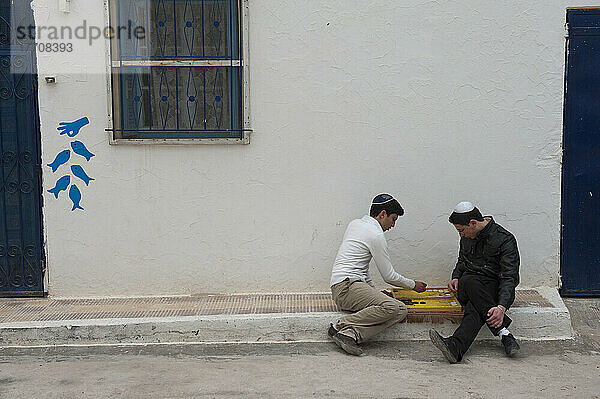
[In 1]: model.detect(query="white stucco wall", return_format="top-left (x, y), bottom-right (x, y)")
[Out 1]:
top-left (32, 0), bottom-right (566, 297)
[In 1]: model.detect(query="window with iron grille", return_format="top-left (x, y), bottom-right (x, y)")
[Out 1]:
top-left (108, 0), bottom-right (247, 142)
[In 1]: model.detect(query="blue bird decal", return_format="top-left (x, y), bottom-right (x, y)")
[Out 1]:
top-left (71, 165), bottom-right (95, 186)
top-left (47, 149), bottom-right (70, 172)
top-left (47, 175), bottom-right (71, 199)
top-left (57, 117), bottom-right (89, 137)
top-left (68, 184), bottom-right (84, 211)
top-left (71, 141), bottom-right (95, 161)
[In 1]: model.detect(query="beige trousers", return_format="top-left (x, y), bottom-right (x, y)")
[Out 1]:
top-left (331, 278), bottom-right (408, 344)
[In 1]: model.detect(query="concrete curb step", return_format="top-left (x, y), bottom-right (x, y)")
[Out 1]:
top-left (0, 287), bottom-right (572, 346)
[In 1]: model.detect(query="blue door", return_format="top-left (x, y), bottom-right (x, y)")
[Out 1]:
top-left (561, 9), bottom-right (600, 296)
top-left (0, 0), bottom-right (44, 296)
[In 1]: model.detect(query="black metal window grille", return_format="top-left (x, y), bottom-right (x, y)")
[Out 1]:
top-left (109, 0), bottom-right (243, 140)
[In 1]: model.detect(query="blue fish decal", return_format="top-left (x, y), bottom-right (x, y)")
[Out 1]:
top-left (57, 117), bottom-right (89, 137)
top-left (71, 165), bottom-right (95, 186)
top-left (47, 175), bottom-right (70, 199)
top-left (71, 141), bottom-right (95, 161)
top-left (47, 150), bottom-right (70, 172)
top-left (68, 184), bottom-right (84, 211)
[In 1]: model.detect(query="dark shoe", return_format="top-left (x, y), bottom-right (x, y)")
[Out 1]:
top-left (501, 333), bottom-right (520, 357)
top-left (429, 329), bottom-right (460, 364)
top-left (331, 332), bottom-right (363, 356)
top-left (328, 323), bottom-right (338, 338)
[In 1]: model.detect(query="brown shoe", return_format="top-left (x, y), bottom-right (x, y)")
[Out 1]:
top-left (332, 332), bottom-right (363, 356)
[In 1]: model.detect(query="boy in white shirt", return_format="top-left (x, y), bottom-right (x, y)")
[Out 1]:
top-left (329, 194), bottom-right (427, 355)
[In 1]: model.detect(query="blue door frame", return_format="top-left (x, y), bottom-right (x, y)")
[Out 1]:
top-left (561, 8), bottom-right (600, 296)
top-left (0, 0), bottom-right (45, 296)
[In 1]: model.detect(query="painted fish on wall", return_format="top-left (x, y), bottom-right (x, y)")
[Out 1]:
top-left (48, 117), bottom-right (95, 211)
top-left (47, 175), bottom-right (71, 199)
top-left (71, 141), bottom-right (95, 161)
top-left (47, 149), bottom-right (70, 172)
top-left (69, 184), bottom-right (84, 211)
top-left (71, 165), bottom-right (95, 186)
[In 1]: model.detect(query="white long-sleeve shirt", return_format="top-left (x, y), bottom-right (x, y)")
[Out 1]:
top-left (330, 215), bottom-right (415, 289)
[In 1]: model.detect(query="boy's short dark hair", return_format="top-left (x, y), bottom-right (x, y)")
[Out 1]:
top-left (369, 194), bottom-right (404, 217)
top-left (449, 207), bottom-right (484, 226)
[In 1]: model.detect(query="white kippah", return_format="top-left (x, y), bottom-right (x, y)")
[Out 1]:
top-left (454, 201), bottom-right (475, 213)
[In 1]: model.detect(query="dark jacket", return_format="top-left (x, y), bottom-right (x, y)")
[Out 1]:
top-left (451, 217), bottom-right (520, 309)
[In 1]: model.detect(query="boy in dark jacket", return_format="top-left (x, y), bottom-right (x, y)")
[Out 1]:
top-left (429, 202), bottom-right (521, 363)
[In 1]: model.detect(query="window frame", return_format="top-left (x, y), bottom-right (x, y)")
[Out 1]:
top-left (103, 0), bottom-right (251, 145)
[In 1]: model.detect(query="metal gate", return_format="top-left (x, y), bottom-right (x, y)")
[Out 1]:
top-left (0, 0), bottom-right (44, 296)
top-left (561, 8), bottom-right (600, 296)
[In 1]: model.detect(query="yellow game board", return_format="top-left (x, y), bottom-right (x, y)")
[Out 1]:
top-left (390, 287), bottom-right (463, 314)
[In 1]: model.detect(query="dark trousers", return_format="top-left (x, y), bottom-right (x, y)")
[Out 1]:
top-left (452, 273), bottom-right (512, 355)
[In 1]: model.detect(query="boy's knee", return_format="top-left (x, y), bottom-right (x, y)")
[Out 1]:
top-left (390, 300), bottom-right (407, 322)
top-left (397, 302), bottom-right (408, 320)
top-left (381, 299), bottom-right (401, 319)
top-left (383, 301), bottom-right (408, 324)
top-left (460, 275), bottom-right (479, 293)
top-left (460, 274), bottom-right (473, 286)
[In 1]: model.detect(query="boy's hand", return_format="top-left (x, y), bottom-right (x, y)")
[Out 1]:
top-left (448, 278), bottom-right (459, 293)
top-left (487, 305), bottom-right (505, 328)
top-left (413, 281), bottom-right (427, 292)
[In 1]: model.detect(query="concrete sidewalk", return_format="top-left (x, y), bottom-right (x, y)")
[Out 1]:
top-left (0, 287), bottom-right (572, 346)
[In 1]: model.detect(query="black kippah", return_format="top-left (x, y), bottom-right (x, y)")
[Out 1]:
top-left (372, 193), bottom-right (395, 205)
top-left (371, 193), bottom-right (404, 216)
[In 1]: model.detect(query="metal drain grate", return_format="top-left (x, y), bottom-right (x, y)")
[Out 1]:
top-left (0, 290), bottom-right (553, 324)
top-left (0, 293), bottom-right (338, 323)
